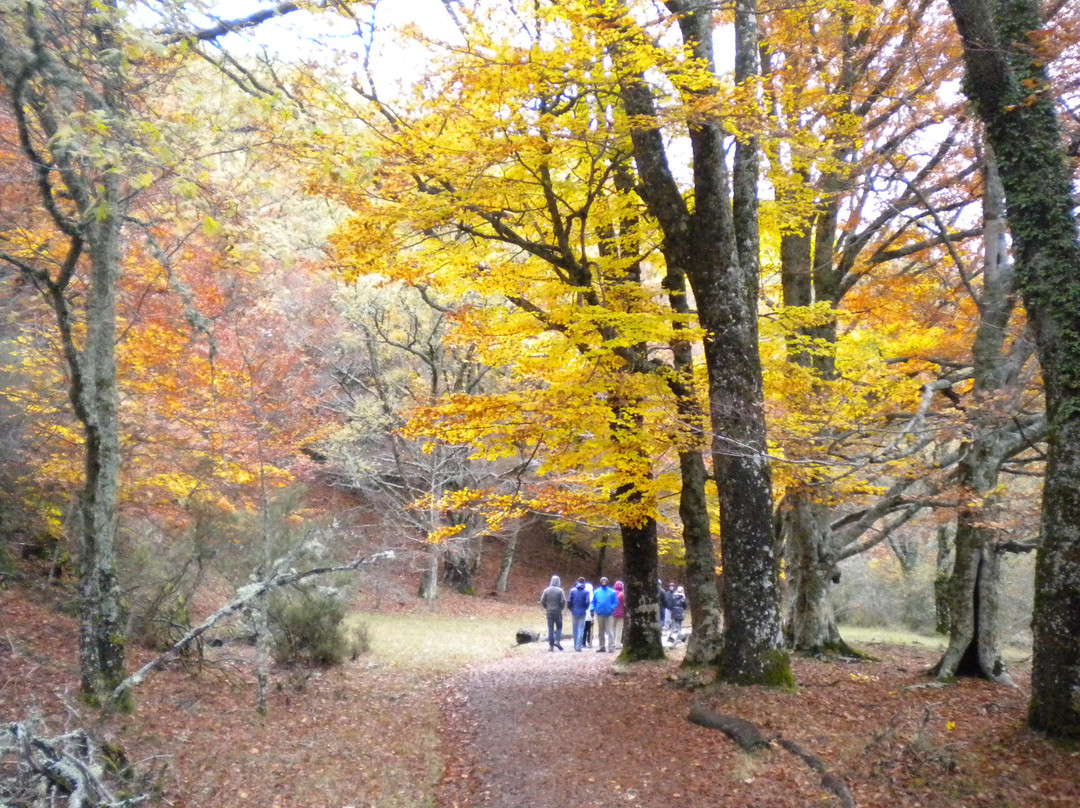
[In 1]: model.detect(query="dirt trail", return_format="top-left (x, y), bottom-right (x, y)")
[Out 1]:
top-left (435, 644), bottom-right (698, 808)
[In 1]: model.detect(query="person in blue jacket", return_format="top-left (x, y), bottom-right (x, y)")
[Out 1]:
top-left (591, 576), bottom-right (619, 652)
top-left (567, 577), bottom-right (592, 651)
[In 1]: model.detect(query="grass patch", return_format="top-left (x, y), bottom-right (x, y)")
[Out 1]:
top-left (839, 625), bottom-right (949, 650)
top-left (348, 609), bottom-right (538, 673)
top-left (839, 625), bottom-right (1031, 662)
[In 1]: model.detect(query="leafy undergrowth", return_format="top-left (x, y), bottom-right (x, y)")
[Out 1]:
top-left (2, 583), bottom-right (1078, 808)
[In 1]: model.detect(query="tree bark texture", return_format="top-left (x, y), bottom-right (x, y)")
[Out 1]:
top-left (935, 152), bottom-right (1018, 686)
top-left (678, 449), bottom-right (724, 666)
top-left (494, 524), bottom-right (519, 593)
top-left (621, 517), bottom-right (665, 660)
top-left (782, 493), bottom-right (847, 653)
top-left (78, 175), bottom-right (127, 701)
top-left (658, 196), bottom-right (724, 666)
top-left (934, 525), bottom-right (953, 635)
top-left (0, 2), bottom-right (130, 702)
top-left (946, 0), bottom-right (1080, 738)
top-left (616, 0), bottom-right (788, 684)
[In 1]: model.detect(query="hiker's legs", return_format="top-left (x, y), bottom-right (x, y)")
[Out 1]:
top-left (572, 615), bottom-right (585, 649)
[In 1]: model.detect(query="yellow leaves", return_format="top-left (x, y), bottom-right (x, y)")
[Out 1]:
top-left (424, 524), bottom-right (466, 545)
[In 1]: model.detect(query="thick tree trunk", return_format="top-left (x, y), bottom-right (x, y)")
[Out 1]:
top-left (781, 493), bottom-right (851, 655)
top-left (442, 543), bottom-right (476, 594)
top-left (620, 515), bottom-right (664, 661)
top-left (935, 515), bottom-right (1013, 684)
top-left (619, 0), bottom-right (788, 686)
top-left (946, 0), bottom-right (1080, 738)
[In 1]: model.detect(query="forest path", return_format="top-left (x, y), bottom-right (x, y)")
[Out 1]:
top-left (433, 642), bottom-right (696, 808)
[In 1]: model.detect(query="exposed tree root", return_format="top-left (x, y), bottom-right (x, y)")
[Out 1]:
top-left (688, 704), bottom-right (855, 807)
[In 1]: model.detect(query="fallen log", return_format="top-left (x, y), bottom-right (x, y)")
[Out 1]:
top-left (688, 705), bottom-right (855, 807)
top-left (687, 704), bottom-right (769, 751)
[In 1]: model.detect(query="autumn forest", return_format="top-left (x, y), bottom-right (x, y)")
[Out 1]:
top-left (2, 0), bottom-right (1080, 803)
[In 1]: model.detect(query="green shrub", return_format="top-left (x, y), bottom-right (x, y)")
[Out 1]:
top-left (130, 594), bottom-right (193, 653)
top-left (0, 543), bottom-right (16, 585)
top-left (269, 586), bottom-right (369, 667)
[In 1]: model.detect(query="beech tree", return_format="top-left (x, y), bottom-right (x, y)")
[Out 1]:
top-left (759, 0), bottom-right (987, 656)
top-left (933, 147), bottom-right (1043, 685)
top-left (944, 0), bottom-right (1080, 738)
top-left (321, 3), bottom-right (689, 658)
top-left (320, 281), bottom-right (511, 599)
top-left (602, 0), bottom-right (791, 683)
top-left (0, 0), bottom-right (140, 701)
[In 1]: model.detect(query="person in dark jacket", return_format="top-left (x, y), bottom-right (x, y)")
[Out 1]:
top-left (539, 575), bottom-right (566, 650)
top-left (567, 577), bottom-right (591, 651)
top-left (657, 579), bottom-right (668, 631)
top-left (663, 581), bottom-right (676, 632)
top-left (668, 585), bottom-right (688, 644)
top-left (582, 580), bottom-right (594, 647)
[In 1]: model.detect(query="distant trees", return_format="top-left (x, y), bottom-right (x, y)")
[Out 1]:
top-left (320, 281), bottom-right (518, 599)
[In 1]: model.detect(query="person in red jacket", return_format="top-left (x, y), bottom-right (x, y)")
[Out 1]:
top-left (612, 580), bottom-right (626, 649)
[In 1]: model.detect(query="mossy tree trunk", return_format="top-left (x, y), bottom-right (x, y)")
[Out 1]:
top-left (946, 0), bottom-right (1080, 739)
top-left (0, 1), bottom-right (132, 704)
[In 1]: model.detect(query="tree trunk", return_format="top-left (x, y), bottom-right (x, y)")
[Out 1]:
top-left (679, 449), bottom-right (724, 666)
top-left (934, 513), bottom-right (1013, 684)
top-left (418, 543), bottom-right (438, 600)
top-left (494, 524), bottom-right (519, 593)
top-left (442, 543), bottom-right (476, 594)
top-left (614, 0), bottom-right (790, 686)
top-left (781, 493), bottom-right (850, 654)
top-left (946, 0), bottom-right (1080, 738)
top-left (77, 204), bottom-right (127, 701)
top-left (934, 146), bottom-right (1019, 685)
top-left (620, 515), bottom-right (664, 661)
top-left (934, 525), bottom-right (953, 635)
top-left (656, 168), bottom-right (724, 666)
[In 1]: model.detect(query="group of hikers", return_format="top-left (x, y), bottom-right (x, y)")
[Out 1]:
top-left (538, 575), bottom-right (688, 652)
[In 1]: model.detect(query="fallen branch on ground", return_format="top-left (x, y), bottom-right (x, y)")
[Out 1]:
top-left (687, 703), bottom-right (855, 807)
top-left (110, 550), bottom-right (396, 704)
top-left (2, 722), bottom-right (152, 807)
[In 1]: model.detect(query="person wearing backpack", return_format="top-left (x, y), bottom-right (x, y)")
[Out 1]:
top-left (567, 577), bottom-right (592, 651)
